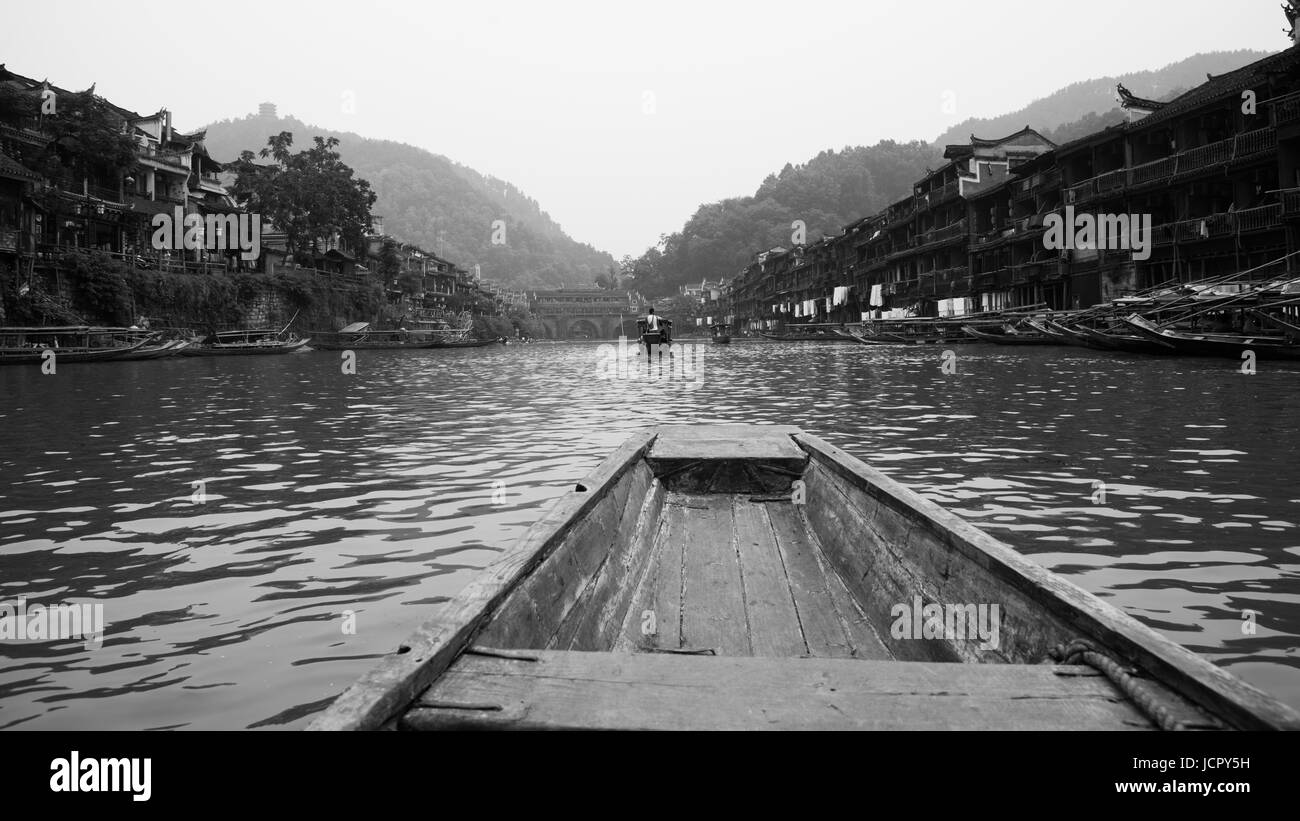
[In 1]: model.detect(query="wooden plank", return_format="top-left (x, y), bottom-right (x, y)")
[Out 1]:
top-left (766, 500), bottom-right (892, 660)
top-left (306, 429), bottom-right (656, 731)
top-left (403, 651), bottom-right (1154, 731)
top-left (649, 426), bottom-right (806, 461)
top-left (680, 495), bottom-right (749, 655)
top-left (615, 493), bottom-right (686, 652)
top-left (558, 471), bottom-right (665, 651)
top-left (764, 499), bottom-right (854, 658)
top-left (651, 424), bottom-right (802, 450)
top-left (800, 461), bottom-right (949, 662)
top-left (732, 499), bottom-right (806, 657)
top-left (793, 432), bottom-right (1300, 731)
top-left (475, 482), bottom-right (625, 649)
top-left (791, 504), bottom-right (894, 661)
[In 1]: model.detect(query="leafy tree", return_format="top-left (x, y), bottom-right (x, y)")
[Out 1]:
top-left (397, 269), bottom-right (423, 296)
top-left (378, 239), bottom-right (402, 284)
top-left (36, 90), bottom-right (139, 184)
top-left (229, 133), bottom-right (377, 259)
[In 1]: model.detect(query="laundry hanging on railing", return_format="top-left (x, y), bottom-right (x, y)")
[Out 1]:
top-left (870, 283), bottom-right (884, 307)
top-left (832, 286), bottom-right (849, 306)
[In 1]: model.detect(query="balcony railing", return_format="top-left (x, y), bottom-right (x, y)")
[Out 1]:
top-left (913, 219), bottom-right (967, 248)
top-left (1065, 127), bottom-right (1277, 204)
top-left (1235, 203), bottom-right (1283, 232)
top-left (1282, 189), bottom-right (1300, 217)
top-left (35, 244), bottom-right (236, 276)
top-left (1151, 204), bottom-right (1282, 245)
top-left (916, 180), bottom-right (959, 211)
top-left (1276, 91), bottom-right (1300, 127)
top-left (886, 202), bottom-right (916, 226)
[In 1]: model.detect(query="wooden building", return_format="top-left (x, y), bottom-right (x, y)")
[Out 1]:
top-left (718, 42), bottom-right (1300, 325)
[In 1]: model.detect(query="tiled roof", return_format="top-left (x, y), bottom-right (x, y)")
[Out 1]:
top-left (0, 148), bottom-right (40, 181)
top-left (1130, 44), bottom-right (1300, 130)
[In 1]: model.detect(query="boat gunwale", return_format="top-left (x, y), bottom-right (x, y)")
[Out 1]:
top-left (794, 431), bottom-right (1300, 731)
top-left (308, 425), bottom-right (1300, 731)
top-left (305, 429), bottom-right (657, 731)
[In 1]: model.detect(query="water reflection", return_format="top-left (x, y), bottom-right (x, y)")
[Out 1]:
top-left (1, 340), bottom-right (1297, 728)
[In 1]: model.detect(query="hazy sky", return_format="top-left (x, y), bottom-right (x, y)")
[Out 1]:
top-left (1, 1), bottom-right (1289, 258)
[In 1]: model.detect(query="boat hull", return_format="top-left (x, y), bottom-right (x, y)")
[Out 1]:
top-left (961, 325), bottom-right (1058, 345)
top-left (181, 338), bottom-right (311, 356)
top-left (758, 331), bottom-right (857, 342)
top-left (309, 425), bottom-right (1300, 732)
top-left (0, 337), bottom-right (153, 364)
top-left (1123, 315), bottom-right (1300, 360)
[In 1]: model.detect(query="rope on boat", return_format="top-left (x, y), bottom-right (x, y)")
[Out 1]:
top-left (1049, 639), bottom-right (1187, 731)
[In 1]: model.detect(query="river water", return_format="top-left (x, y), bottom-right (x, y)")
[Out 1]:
top-left (1, 339), bottom-right (1298, 729)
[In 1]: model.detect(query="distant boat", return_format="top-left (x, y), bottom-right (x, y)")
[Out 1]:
top-left (636, 317), bottom-right (673, 349)
top-left (424, 338), bottom-right (496, 349)
top-left (0, 326), bottom-right (155, 365)
top-left (308, 322), bottom-right (442, 351)
top-left (758, 328), bottom-right (856, 342)
top-left (181, 328), bottom-right (310, 356)
top-left (710, 323), bottom-right (731, 344)
top-left (961, 324), bottom-right (1058, 346)
top-left (408, 310), bottom-right (476, 344)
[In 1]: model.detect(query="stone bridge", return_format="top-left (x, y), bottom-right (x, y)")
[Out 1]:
top-left (536, 313), bottom-right (638, 340)
top-left (530, 289), bottom-right (645, 340)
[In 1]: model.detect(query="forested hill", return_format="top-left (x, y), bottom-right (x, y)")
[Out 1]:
top-left (201, 113), bottom-right (615, 289)
top-left (621, 141), bottom-right (943, 296)
top-left (933, 50), bottom-right (1270, 147)
top-left (627, 49), bottom-right (1274, 298)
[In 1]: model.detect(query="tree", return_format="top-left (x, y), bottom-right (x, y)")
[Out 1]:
top-left (378, 239), bottom-right (401, 284)
top-left (229, 133), bottom-right (377, 259)
top-left (36, 90), bottom-right (140, 183)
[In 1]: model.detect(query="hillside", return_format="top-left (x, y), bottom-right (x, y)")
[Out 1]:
top-left (933, 50), bottom-right (1271, 147)
top-left (629, 49), bottom-right (1276, 297)
top-left (200, 113), bottom-right (615, 289)
top-left (623, 141), bottom-right (943, 296)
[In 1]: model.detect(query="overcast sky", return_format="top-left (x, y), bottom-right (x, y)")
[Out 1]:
top-left (1, 1), bottom-right (1289, 258)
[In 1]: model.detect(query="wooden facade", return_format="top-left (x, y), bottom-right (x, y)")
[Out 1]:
top-left (712, 45), bottom-right (1300, 325)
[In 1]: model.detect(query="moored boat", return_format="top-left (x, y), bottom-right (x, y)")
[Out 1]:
top-left (710, 323), bottom-right (731, 344)
top-left (1025, 318), bottom-right (1098, 349)
top-left (961, 324), bottom-right (1058, 345)
top-left (308, 322), bottom-right (442, 351)
top-left (758, 328), bottom-right (856, 342)
top-left (1075, 324), bottom-right (1175, 355)
top-left (181, 328), bottom-right (311, 356)
top-left (424, 338), bottom-right (496, 349)
top-left (309, 425), bottom-right (1300, 731)
top-left (1122, 314), bottom-right (1300, 360)
top-left (0, 326), bottom-right (155, 365)
top-left (115, 338), bottom-right (191, 360)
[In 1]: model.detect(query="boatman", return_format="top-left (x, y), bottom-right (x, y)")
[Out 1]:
top-left (640, 306), bottom-right (670, 357)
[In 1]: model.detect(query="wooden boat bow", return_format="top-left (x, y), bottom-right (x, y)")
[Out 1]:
top-left (309, 425), bottom-right (1300, 731)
